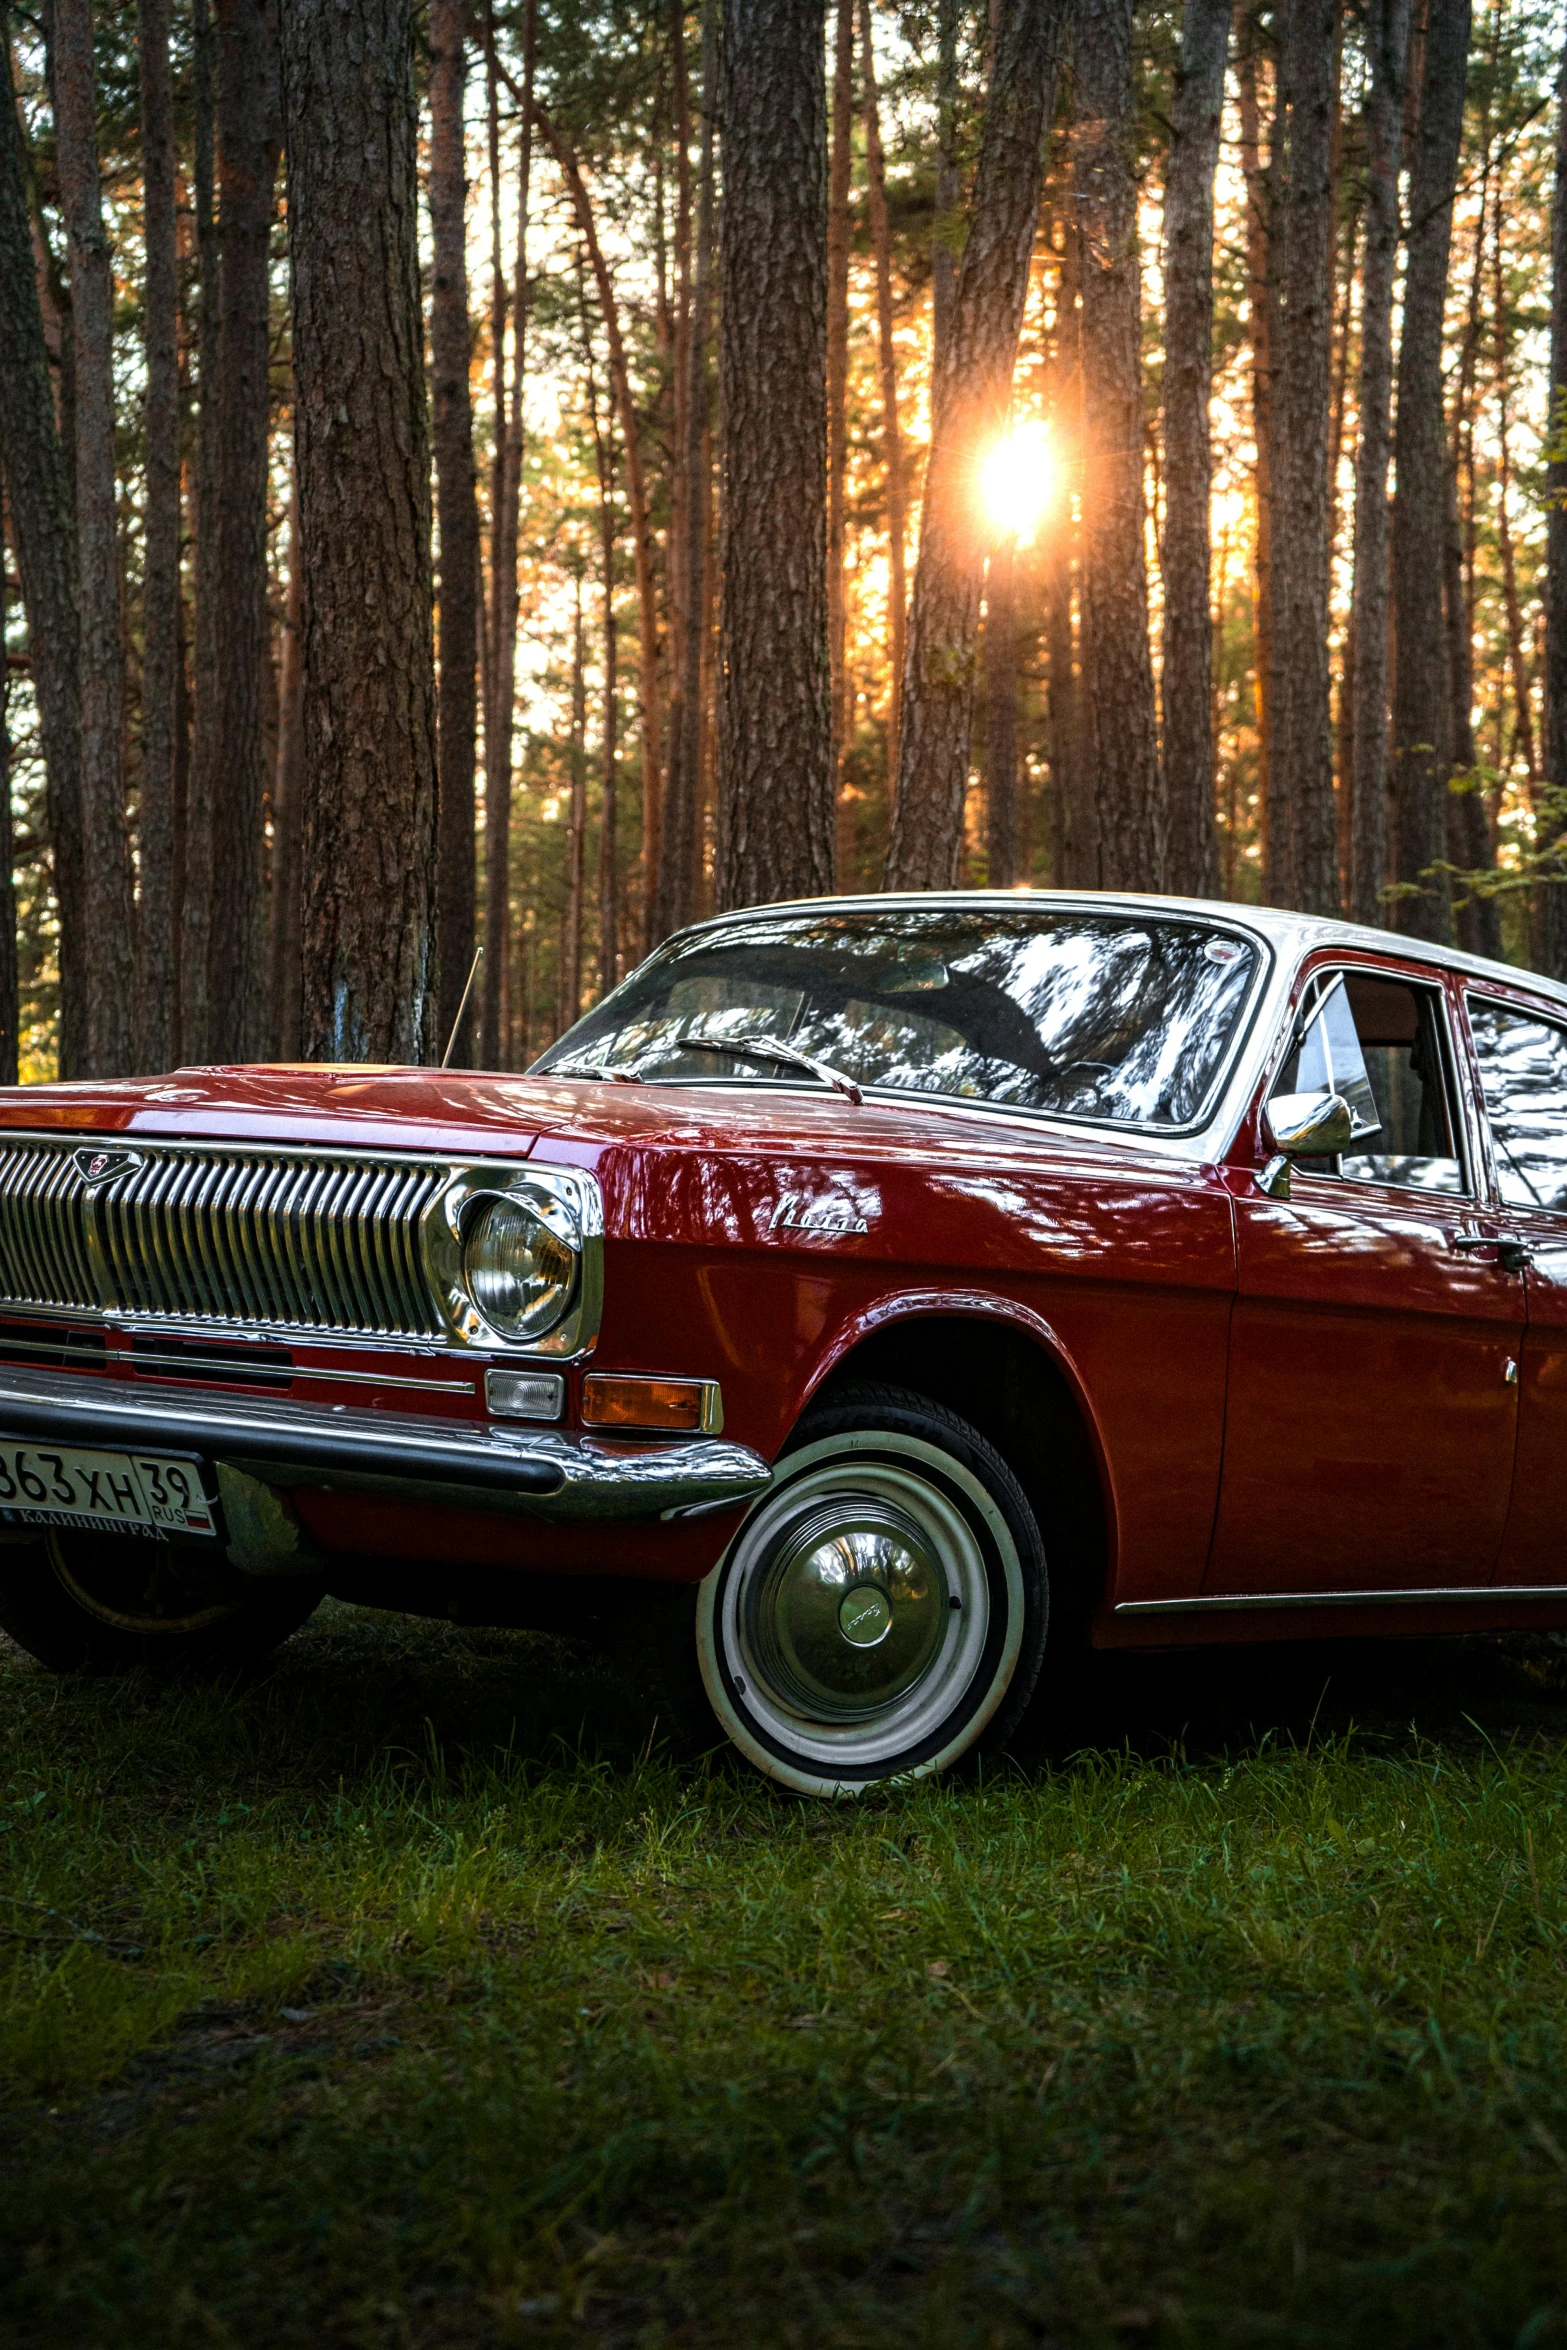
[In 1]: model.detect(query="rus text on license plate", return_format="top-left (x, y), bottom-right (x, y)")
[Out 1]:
top-left (0, 1441), bottom-right (216, 1538)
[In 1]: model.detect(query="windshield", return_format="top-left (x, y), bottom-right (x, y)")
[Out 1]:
top-left (535, 906), bottom-right (1265, 1132)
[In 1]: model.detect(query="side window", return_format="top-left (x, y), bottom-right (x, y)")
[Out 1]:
top-left (1468, 997), bottom-right (1567, 1212)
top-left (1270, 970), bottom-right (1465, 1195)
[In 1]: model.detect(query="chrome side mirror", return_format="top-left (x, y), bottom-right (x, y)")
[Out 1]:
top-left (1257, 1090), bottom-right (1354, 1199)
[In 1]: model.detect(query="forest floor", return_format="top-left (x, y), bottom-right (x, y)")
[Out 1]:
top-left (0, 1605), bottom-right (1565, 2349)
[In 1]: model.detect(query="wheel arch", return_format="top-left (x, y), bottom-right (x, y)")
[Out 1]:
top-left (797, 1300), bottom-right (1113, 1640)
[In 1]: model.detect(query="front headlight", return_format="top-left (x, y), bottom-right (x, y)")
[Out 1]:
top-left (463, 1195), bottom-right (579, 1340)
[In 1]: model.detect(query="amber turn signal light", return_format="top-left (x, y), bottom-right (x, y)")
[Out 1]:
top-left (581, 1373), bottom-right (723, 1434)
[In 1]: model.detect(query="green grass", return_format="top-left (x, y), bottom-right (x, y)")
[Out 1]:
top-left (2, 1606), bottom-right (1566, 2348)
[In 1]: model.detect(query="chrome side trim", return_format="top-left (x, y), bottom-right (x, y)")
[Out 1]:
top-left (0, 1364), bottom-right (769, 1525)
top-left (1115, 1585), bottom-right (1567, 1616)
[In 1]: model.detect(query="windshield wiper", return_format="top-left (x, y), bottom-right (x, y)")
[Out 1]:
top-left (547, 1031), bottom-right (864, 1103)
top-left (652, 1031), bottom-right (864, 1103)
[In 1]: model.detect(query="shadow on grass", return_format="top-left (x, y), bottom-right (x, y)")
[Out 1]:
top-left (16, 1587), bottom-right (1554, 1807)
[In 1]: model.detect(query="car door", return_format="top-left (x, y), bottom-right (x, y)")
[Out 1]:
top-left (1465, 989), bottom-right (1567, 1589)
top-left (1204, 956), bottom-right (1524, 1597)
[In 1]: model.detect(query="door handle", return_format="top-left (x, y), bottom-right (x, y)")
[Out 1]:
top-left (1452, 1234), bottom-right (1534, 1272)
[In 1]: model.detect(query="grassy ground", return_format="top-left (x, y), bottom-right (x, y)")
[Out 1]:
top-left (0, 1603), bottom-right (1565, 2349)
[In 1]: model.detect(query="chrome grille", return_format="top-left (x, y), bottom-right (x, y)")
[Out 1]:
top-left (0, 1140), bottom-right (449, 1340)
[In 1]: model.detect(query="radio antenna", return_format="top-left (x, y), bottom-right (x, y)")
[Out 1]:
top-left (440, 946), bottom-right (484, 1069)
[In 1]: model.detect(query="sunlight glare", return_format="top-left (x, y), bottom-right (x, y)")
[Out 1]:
top-left (980, 419), bottom-right (1054, 544)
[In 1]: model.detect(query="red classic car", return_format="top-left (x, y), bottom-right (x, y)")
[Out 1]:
top-left (1, 890), bottom-right (1565, 1794)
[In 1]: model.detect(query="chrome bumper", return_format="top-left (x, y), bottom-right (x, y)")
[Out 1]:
top-left (0, 1364), bottom-right (772, 1524)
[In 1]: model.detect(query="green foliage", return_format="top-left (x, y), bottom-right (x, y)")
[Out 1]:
top-left (2, 1607), bottom-right (1566, 2344)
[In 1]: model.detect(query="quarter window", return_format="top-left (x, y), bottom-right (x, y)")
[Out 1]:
top-left (1468, 998), bottom-right (1567, 1212)
top-left (1270, 971), bottom-right (1465, 1195)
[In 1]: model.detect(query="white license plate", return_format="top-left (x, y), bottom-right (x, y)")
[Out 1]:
top-left (0, 1440), bottom-right (217, 1538)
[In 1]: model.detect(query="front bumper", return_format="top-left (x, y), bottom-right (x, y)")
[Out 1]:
top-left (0, 1364), bottom-right (773, 1524)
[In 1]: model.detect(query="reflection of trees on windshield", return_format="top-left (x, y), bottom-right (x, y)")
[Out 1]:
top-left (538, 911), bottom-right (1262, 1131)
top-left (1471, 1002), bottom-right (1567, 1211)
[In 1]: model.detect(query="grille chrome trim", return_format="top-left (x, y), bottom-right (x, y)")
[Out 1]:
top-left (0, 1135), bottom-right (602, 1354)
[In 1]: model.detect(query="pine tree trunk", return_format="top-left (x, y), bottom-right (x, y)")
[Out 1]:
top-left (279, 0), bottom-right (438, 1061)
top-left (655, 0), bottom-right (695, 945)
top-left (183, 0), bottom-right (219, 1063)
top-left (480, 2), bottom-right (534, 1067)
top-left (826, 0), bottom-right (853, 778)
top-left (430, 0), bottom-right (479, 1063)
top-left (591, 387), bottom-right (619, 993)
top-left (0, 508), bottom-right (18, 1085)
top-left (54, 0), bottom-right (136, 1075)
top-left (715, 0), bottom-right (834, 909)
top-left (669, 0), bottom-right (717, 933)
top-left (0, 41), bottom-right (86, 1076)
top-left (1160, 0), bottom-right (1230, 900)
top-left (932, 0), bottom-right (959, 376)
top-left (268, 474), bottom-right (304, 1053)
top-left (137, 0), bottom-right (180, 1072)
top-left (1071, 0), bottom-right (1162, 894)
top-left (860, 0), bottom-right (907, 789)
top-left (1267, 0), bottom-right (1338, 916)
top-left (1237, 11), bottom-right (1276, 884)
top-left (1541, 38), bottom-right (1567, 978)
top-left (1045, 208), bottom-right (1092, 887)
top-left (884, 0), bottom-right (1066, 889)
top-left (206, 0), bottom-right (280, 1061)
top-left (1444, 457), bottom-right (1501, 957)
top-left (1347, 0), bottom-right (1409, 926)
top-left (561, 578), bottom-right (587, 1031)
top-left (1391, 0), bottom-right (1470, 942)
top-left (982, 536), bottom-right (1019, 884)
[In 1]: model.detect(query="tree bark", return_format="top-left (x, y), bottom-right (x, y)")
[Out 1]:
top-left (1070, 0), bottom-right (1162, 894)
top-left (1266, 0), bottom-right (1338, 916)
top-left (588, 371), bottom-right (619, 992)
top-left (430, 0), bottom-right (479, 1063)
top-left (667, 0), bottom-right (717, 935)
top-left (1391, 0), bottom-right (1470, 943)
top-left (183, 0), bottom-right (219, 1062)
top-left (136, 0), bottom-right (180, 1071)
top-left (1347, 0), bottom-right (1410, 926)
top-left (1444, 457), bottom-right (1501, 958)
top-left (54, 0), bottom-right (136, 1074)
top-left (206, 0), bottom-right (281, 1061)
top-left (267, 472), bottom-right (304, 1054)
top-left (481, 1), bottom-right (534, 1067)
top-left (1237, 8), bottom-right (1276, 886)
top-left (884, 0), bottom-right (1066, 889)
top-left (560, 575), bottom-right (587, 1032)
top-left (860, 0), bottom-right (907, 790)
top-left (1160, 0), bottom-right (1230, 900)
top-left (655, 0), bottom-right (695, 945)
top-left (1542, 38), bottom-right (1567, 978)
top-left (279, 0), bottom-right (438, 1061)
top-left (826, 0), bottom-right (853, 776)
top-left (0, 502), bottom-right (18, 1084)
top-left (714, 0), bottom-right (834, 909)
top-left (0, 38), bottom-right (85, 1076)
top-left (982, 536), bottom-right (1019, 884)
top-left (1044, 208), bottom-right (1088, 885)
top-left (932, 0), bottom-right (959, 378)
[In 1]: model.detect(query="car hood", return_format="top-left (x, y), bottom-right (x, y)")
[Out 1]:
top-left (0, 1063), bottom-right (1189, 1176)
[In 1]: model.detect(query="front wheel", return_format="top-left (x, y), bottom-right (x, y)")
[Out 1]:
top-left (696, 1385), bottom-right (1048, 1796)
top-left (0, 1530), bottom-right (323, 1674)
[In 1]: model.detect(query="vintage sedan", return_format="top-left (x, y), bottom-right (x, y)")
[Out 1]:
top-left (0, 891), bottom-right (1564, 1794)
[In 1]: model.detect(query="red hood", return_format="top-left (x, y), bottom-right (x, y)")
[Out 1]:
top-left (0, 1063), bottom-right (1165, 1173)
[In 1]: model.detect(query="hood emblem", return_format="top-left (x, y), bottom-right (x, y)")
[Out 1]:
top-left (72, 1146), bottom-right (141, 1187)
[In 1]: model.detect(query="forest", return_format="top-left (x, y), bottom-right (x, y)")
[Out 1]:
top-left (1, 0), bottom-right (1564, 1085)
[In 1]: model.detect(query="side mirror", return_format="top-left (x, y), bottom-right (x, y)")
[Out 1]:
top-left (1258, 1090), bottom-right (1354, 1199)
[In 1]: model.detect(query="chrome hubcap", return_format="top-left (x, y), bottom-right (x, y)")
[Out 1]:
top-left (745, 1499), bottom-right (948, 1721)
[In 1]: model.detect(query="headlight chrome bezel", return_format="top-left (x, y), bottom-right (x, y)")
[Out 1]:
top-left (422, 1164), bottom-right (604, 1356)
